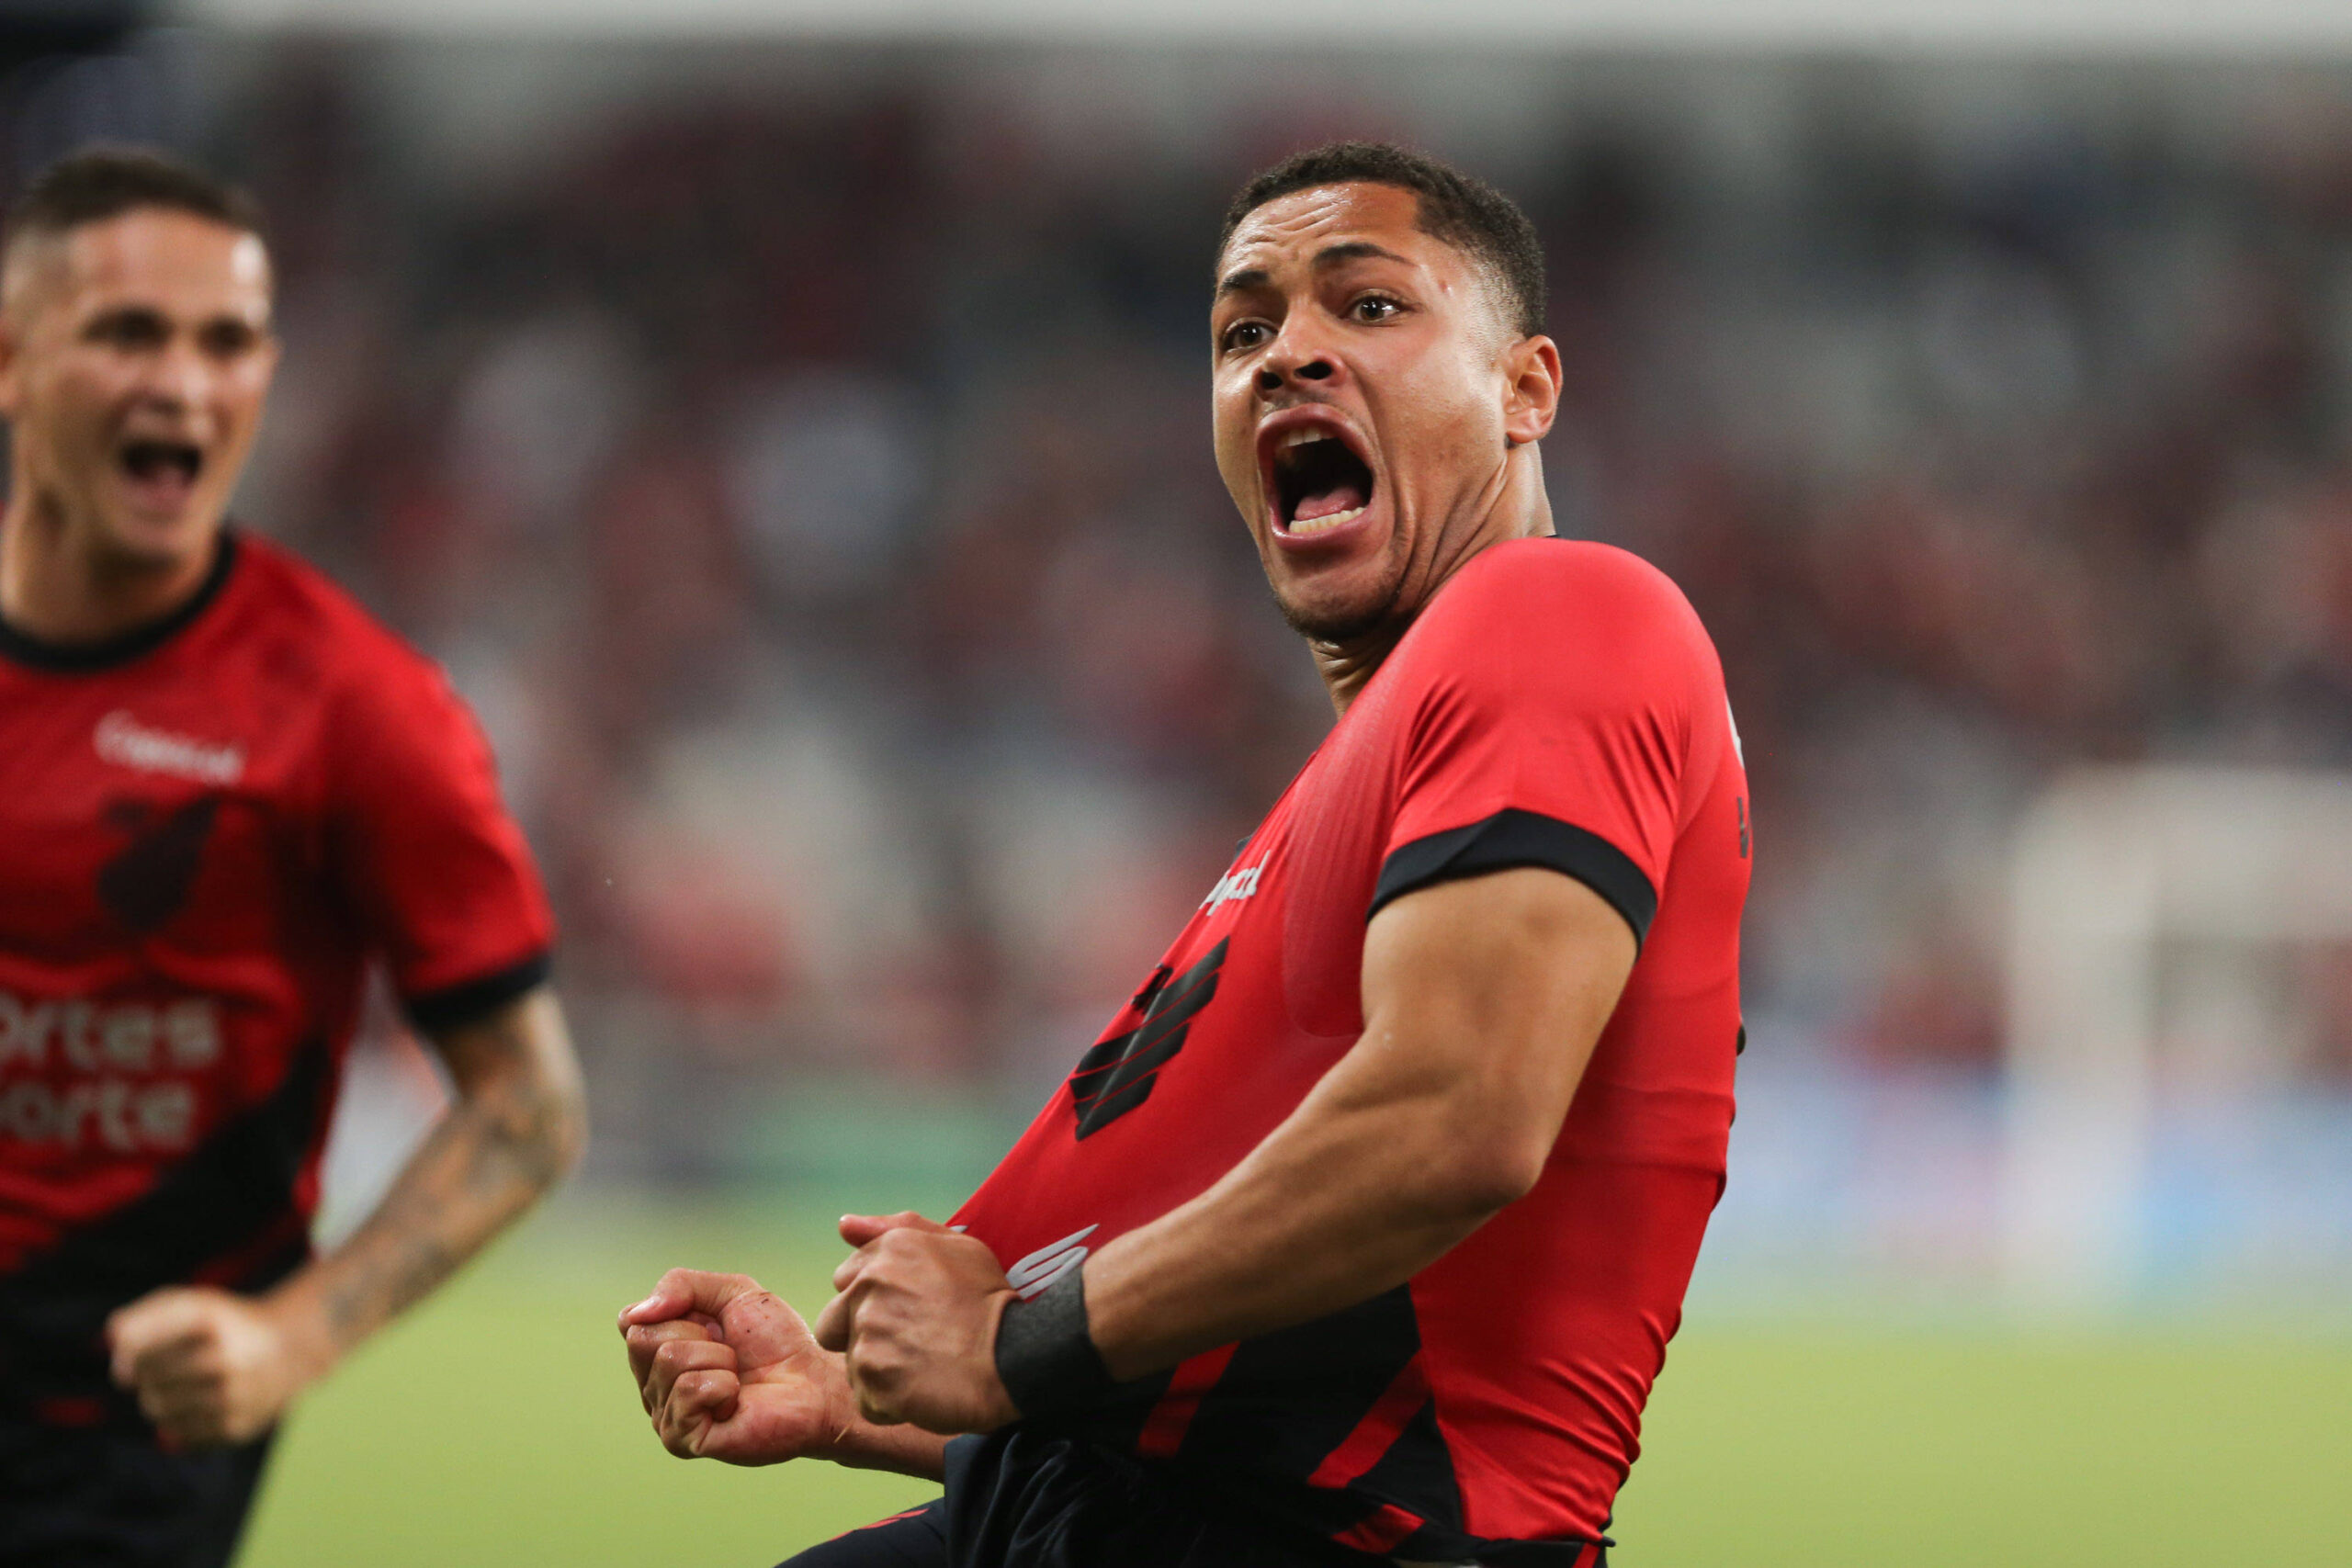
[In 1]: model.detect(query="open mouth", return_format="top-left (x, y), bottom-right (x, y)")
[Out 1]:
top-left (119, 439), bottom-right (204, 490)
top-left (1270, 427), bottom-right (1375, 537)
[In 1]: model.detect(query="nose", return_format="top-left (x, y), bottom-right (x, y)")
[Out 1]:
top-left (138, 337), bottom-right (210, 413)
top-left (1255, 356), bottom-right (1334, 393)
top-left (1253, 317), bottom-right (1340, 396)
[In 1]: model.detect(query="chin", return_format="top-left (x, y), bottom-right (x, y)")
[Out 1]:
top-left (1272, 576), bottom-right (1407, 644)
top-left (96, 509), bottom-right (222, 572)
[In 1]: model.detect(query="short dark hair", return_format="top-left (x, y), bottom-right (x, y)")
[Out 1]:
top-left (1218, 141), bottom-right (1545, 340)
top-left (4, 145), bottom-right (265, 255)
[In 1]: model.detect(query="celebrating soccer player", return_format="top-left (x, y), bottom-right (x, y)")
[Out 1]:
top-left (623, 141), bottom-right (1748, 1568)
top-left (0, 148), bottom-right (586, 1566)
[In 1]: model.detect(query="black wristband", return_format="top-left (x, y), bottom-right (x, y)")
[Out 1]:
top-left (993, 1266), bottom-right (1117, 1421)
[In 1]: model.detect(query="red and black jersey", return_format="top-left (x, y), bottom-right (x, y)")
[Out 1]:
top-left (953, 538), bottom-right (1749, 1563)
top-left (0, 530), bottom-right (551, 1417)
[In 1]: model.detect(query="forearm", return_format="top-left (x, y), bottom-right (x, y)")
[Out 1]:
top-left (1083, 1061), bottom-right (1507, 1381)
top-left (1080, 870), bottom-right (1632, 1384)
top-left (269, 991), bottom-right (586, 1373)
top-left (825, 1416), bottom-right (953, 1481)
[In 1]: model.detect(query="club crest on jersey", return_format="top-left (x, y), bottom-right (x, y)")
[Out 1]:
top-left (1201, 856), bottom-right (1267, 915)
top-left (1069, 939), bottom-right (1227, 1139)
top-left (94, 710), bottom-right (244, 786)
top-left (97, 795), bottom-right (221, 934)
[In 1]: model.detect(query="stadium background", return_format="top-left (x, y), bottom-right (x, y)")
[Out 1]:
top-left (6, 1), bottom-right (2350, 1562)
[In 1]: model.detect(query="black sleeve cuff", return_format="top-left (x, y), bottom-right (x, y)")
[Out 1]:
top-left (402, 951), bottom-right (552, 1035)
top-left (1370, 808), bottom-right (1658, 948)
top-left (994, 1266), bottom-right (1118, 1422)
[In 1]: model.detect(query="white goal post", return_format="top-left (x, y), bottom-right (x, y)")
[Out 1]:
top-left (2003, 765), bottom-right (2352, 1307)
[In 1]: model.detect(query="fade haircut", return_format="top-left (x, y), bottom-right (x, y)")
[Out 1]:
top-left (1219, 141), bottom-right (1546, 341)
top-left (4, 145), bottom-right (265, 260)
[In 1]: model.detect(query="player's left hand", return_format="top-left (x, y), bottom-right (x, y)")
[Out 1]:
top-left (813, 1213), bottom-right (1020, 1435)
top-left (106, 1286), bottom-right (323, 1448)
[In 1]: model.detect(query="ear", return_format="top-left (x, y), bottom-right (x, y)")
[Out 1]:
top-left (1500, 333), bottom-right (1561, 449)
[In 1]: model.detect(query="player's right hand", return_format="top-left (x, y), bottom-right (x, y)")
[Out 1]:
top-left (619, 1269), bottom-right (854, 1466)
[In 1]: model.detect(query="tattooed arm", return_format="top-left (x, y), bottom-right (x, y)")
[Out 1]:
top-left (290, 987), bottom-right (588, 1353)
top-left (107, 987), bottom-right (588, 1446)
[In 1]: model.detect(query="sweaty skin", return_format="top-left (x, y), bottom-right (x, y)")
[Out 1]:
top-left (0, 206), bottom-right (591, 1448)
top-left (1208, 181), bottom-right (1562, 714)
top-left (619, 178), bottom-right (1617, 1470)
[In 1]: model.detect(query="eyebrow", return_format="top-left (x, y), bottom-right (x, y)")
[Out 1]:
top-left (82, 304), bottom-right (168, 328)
top-left (1215, 240), bottom-right (1413, 298)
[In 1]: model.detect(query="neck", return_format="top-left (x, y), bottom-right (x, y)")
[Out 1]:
top-left (0, 474), bottom-right (218, 648)
top-left (1310, 444), bottom-right (1554, 717)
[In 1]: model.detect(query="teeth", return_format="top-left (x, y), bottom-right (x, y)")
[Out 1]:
top-left (1279, 428), bottom-right (1334, 451)
top-left (1286, 504), bottom-right (1366, 536)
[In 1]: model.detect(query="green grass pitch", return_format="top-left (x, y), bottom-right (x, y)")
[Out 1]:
top-left (235, 1199), bottom-right (2352, 1567)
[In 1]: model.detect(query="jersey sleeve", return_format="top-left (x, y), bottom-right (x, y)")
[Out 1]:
top-left (325, 641), bottom-right (555, 1033)
top-left (1370, 543), bottom-right (1720, 948)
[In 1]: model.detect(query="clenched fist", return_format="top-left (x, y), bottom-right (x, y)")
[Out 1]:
top-left (107, 1287), bottom-right (328, 1448)
top-left (813, 1213), bottom-right (1020, 1436)
top-left (619, 1269), bottom-right (859, 1466)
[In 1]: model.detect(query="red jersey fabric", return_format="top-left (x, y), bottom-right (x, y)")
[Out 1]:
top-left (952, 538), bottom-right (1749, 1562)
top-left (0, 530), bottom-right (551, 1413)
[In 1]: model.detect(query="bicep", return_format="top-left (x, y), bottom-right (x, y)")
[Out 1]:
top-left (1352, 867), bottom-right (1637, 1166)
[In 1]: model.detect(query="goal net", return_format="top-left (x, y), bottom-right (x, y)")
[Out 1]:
top-left (2004, 765), bottom-right (2352, 1307)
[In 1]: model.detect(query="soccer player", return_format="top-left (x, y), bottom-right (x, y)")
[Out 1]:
top-left (0, 148), bottom-right (586, 1566)
top-left (623, 141), bottom-right (1748, 1568)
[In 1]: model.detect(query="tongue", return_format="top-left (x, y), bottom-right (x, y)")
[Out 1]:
top-left (121, 453), bottom-right (197, 508)
top-left (1293, 479), bottom-right (1368, 524)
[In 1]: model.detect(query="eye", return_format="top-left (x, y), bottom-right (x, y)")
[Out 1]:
top-left (1349, 294), bottom-right (1404, 324)
top-left (87, 311), bottom-right (166, 349)
top-left (199, 321), bottom-right (260, 358)
top-left (1219, 319), bottom-right (1271, 354)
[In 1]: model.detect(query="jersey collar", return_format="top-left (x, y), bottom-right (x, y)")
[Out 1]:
top-left (0, 528), bottom-right (241, 675)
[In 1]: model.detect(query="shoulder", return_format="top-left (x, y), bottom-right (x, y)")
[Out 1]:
top-left (1435, 536), bottom-right (1696, 628)
top-left (231, 532), bottom-right (447, 694)
top-left (228, 535), bottom-right (482, 768)
top-left (1400, 537), bottom-right (1713, 687)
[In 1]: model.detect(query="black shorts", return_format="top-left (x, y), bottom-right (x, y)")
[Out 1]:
top-left (783, 1430), bottom-right (1456, 1568)
top-left (0, 1416), bottom-right (273, 1568)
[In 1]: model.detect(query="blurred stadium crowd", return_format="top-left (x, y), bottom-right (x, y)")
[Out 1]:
top-left (8, 39), bottom-right (2352, 1242)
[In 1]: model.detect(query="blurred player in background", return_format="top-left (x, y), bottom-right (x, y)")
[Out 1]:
top-left (0, 148), bottom-right (587, 1567)
top-left (625, 141), bottom-right (1747, 1567)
